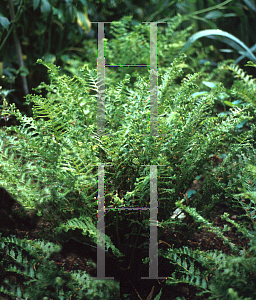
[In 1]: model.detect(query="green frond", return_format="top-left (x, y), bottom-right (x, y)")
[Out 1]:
top-left (0, 233), bottom-right (119, 299)
top-left (219, 63), bottom-right (256, 107)
top-left (55, 216), bottom-right (124, 258)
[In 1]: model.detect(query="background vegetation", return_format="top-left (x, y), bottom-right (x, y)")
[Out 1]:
top-left (1, 0), bottom-right (256, 115)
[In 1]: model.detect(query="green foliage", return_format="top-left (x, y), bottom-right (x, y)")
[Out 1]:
top-left (157, 59), bottom-right (256, 299)
top-left (0, 0), bottom-right (92, 113)
top-left (163, 237), bottom-right (256, 299)
top-left (1, 28), bottom-right (256, 297)
top-left (219, 62), bottom-right (256, 107)
top-left (0, 4), bottom-right (205, 115)
top-left (233, 160), bottom-right (256, 228)
top-left (2, 0), bottom-right (256, 118)
top-left (55, 215), bottom-right (124, 258)
top-left (0, 233), bottom-right (119, 299)
top-left (180, 29), bottom-right (256, 64)
top-left (81, 14), bottom-right (199, 89)
top-left (157, 58), bottom-right (256, 300)
top-left (176, 0), bottom-right (256, 68)
top-left (161, 193), bottom-right (256, 299)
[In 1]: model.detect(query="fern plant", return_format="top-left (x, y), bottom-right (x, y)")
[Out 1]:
top-left (75, 14), bottom-right (205, 87)
top-left (0, 41), bottom-right (256, 298)
top-left (157, 62), bottom-right (256, 300)
top-left (218, 62), bottom-right (256, 108)
top-left (159, 161), bottom-right (256, 300)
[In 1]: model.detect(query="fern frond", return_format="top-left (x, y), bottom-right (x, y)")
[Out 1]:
top-left (0, 233), bottom-right (119, 299)
top-left (55, 216), bottom-right (124, 258)
top-left (219, 63), bottom-right (256, 107)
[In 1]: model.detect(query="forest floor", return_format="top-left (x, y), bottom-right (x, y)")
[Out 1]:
top-left (0, 195), bottom-right (252, 300)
